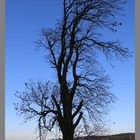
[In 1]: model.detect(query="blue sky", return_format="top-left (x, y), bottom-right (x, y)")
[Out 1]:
top-left (5, 0), bottom-right (135, 140)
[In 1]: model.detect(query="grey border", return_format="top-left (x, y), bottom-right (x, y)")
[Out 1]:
top-left (0, 0), bottom-right (5, 139)
top-left (136, 0), bottom-right (139, 140)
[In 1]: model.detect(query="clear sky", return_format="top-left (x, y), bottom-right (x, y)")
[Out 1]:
top-left (5, 0), bottom-right (135, 140)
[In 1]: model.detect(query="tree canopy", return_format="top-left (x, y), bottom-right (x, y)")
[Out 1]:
top-left (15, 0), bottom-right (130, 140)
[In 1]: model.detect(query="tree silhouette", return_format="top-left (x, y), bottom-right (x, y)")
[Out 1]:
top-left (14, 0), bottom-right (130, 140)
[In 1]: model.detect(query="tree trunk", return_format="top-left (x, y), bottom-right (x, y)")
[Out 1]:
top-left (62, 95), bottom-right (74, 140)
top-left (62, 126), bottom-right (74, 140)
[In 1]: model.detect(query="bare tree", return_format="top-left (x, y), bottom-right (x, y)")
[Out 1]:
top-left (14, 0), bottom-right (130, 140)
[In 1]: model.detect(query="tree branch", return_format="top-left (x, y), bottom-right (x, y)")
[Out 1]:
top-left (72, 100), bottom-right (83, 119)
top-left (73, 112), bottom-right (83, 129)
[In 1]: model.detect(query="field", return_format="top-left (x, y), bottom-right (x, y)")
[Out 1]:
top-left (74, 133), bottom-right (135, 140)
